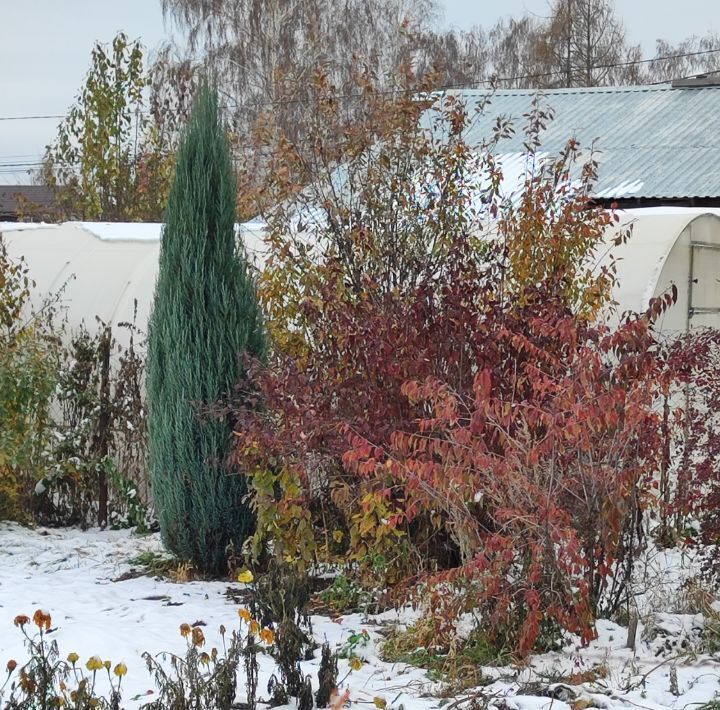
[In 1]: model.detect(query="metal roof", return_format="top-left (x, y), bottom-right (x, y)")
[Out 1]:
top-left (0, 185), bottom-right (56, 219)
top-left (450, 85), bottom-right (720, 201)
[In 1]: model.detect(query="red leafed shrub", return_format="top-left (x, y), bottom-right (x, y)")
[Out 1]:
top-left (344, 293), bottom-right (670, 653)
top-left (234, 71), bottom-right (677, 655)
top-left (660, 329), bottom-right (720, 549)
top-left (238, 278), bottom-right (673, 654)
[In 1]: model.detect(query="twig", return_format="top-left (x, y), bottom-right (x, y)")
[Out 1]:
top-left (622, 653), bottom-right (686, 692)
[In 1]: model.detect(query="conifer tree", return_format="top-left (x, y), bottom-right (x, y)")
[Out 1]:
top-left (147, 84), bottom-right (265, 574)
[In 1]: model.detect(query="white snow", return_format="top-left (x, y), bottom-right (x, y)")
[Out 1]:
top-left (0, 221), bottom-right (54, 233)
top-left (0, 524), bottom-right (435, 709)
top-left (68, 220), bottom-right (268, 258)
top-left (2, 523), bottom-right (720, 709)
top-left (70, 222), bottom-right (164, 242)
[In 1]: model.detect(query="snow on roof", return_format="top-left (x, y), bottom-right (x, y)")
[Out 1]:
top-left (0, 221), bottom-right (56, 232)
top-left (71, 222), bottom-right (164, 242)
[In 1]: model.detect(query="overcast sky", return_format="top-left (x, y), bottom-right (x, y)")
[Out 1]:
top-left (1, 0), bottom-right (719, 183)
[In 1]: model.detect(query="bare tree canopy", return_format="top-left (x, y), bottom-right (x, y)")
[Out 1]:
top-left (647, 33), bottom-right (720, 83)
top-left (160, 0), bottom-right (720, 110)
top-left (535, 0), bottom-right (642, 86)
top-left (160, 0), bottom-right (442, 139)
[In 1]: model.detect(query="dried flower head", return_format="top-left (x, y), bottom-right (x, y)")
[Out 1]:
top-left (260, 627), bottom-right (275, 645)
top-left (113, 662), bottom-right (127, 677)
top-left (85, 656), bottom-right (103, 672)
top-left (13, 615), bottom-right (30, 628)
top-left (67, 652), bottom-right (79, 665)
top-left (32, 609), bottom-right (52, 631)
top-left (191, 627), bottom-right (205, 647)
top-left (199, 652), bottom-right (211, 665)
top-left (179, 623), bottom-right (192, 638)
top-left (6, 659), bottom-right (17, 673)
top-left (238, 608), bottom-right (252, 623)
top-left (237, 570), bottom-right (254, 584)
top-left (249, 620), bottom-right (260, 635)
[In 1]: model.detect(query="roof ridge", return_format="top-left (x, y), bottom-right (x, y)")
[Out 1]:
top-left (454, 85), bottom-right (675, 97)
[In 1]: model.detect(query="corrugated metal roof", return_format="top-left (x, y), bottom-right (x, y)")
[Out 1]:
top-left (450, 85), bottom-right (720, 200)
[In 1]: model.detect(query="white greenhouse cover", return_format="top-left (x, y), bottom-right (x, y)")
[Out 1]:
top-left (2, 207), bottom-right (719, 346)
top-left (1, 221), bottom-right (267, 347)
top-left (605, 208), bottom-right (720, 334)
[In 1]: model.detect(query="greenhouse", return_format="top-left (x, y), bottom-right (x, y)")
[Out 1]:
top-left (2, 207), bottom-right (720, 343)
top-left (0, 220), bottom-right (266, 346)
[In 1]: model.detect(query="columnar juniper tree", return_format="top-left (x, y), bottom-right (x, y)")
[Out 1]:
top-left (147, 84), bottom-right (265, 575)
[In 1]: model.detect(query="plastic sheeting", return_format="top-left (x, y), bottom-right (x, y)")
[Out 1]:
top-left (1, 221), bottom-right (266, 346)
top-left (3, 208), bottom-right (720, 346)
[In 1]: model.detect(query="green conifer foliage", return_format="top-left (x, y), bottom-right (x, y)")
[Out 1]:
top-left (147, 85), bottom-right (266, 574)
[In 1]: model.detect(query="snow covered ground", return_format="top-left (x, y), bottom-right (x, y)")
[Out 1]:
top-left (1, 522), bottom-right (720, 709)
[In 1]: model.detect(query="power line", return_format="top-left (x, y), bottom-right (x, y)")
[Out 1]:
top-left (221, 47), bottom-right (720, 110)
top-left (0, 114), bottom-right (65, 122)
top-left (1, 46), bottom-right (720, 123)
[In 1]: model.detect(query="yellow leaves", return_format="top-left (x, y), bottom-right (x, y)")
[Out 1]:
top-left (237, 569), bottom-right (254, 584)
top-left (247, 467), bottom-right (317, 574)
top-left (498, 201), bottom-right (616, 318)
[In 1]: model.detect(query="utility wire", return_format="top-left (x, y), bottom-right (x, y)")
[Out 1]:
top-left (0, 114), bottom-right (65, 122)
